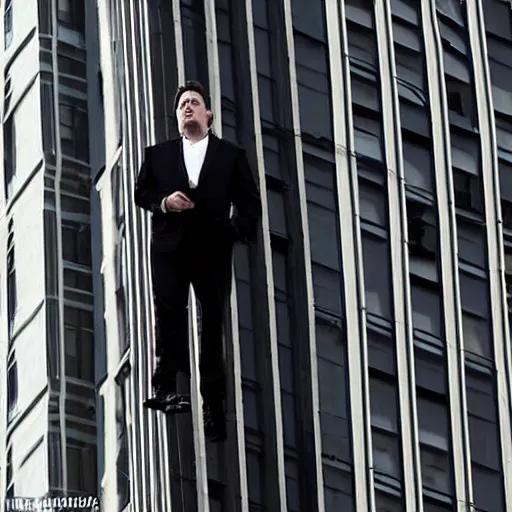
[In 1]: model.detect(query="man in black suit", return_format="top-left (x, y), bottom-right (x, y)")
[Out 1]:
top-left (134, 81), bottom-right (261, 441)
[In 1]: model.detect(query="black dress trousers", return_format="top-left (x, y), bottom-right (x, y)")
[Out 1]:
top-left (150, 222), bottom-right (233, 405)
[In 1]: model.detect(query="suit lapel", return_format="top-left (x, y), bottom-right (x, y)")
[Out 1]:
top-left (176, 139), bottom-right (189, 186)
top-left (196, 133), bottom-right (220, 188)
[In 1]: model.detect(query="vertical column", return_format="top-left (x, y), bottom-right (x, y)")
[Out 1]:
top-left (421, 1), bottom-right (469, 509)
top-left (202, 2), bottom-right (247, 511)
top-left (467, 2), bottom-right (512, 508)
top-left (49, 0), bottom-right (67, 493)
top-left (138, 2), bottom-right (172, 511)
top-left (374, 1), bottom-right (421, 510)
top-left (328, 1), bottom-right (371, 512)
top-left (172, 0), bottom-right (185, 86)
top-left (280, 0), bottom-right (325, 509)
top-left (242, 1), bottom-right (288, 510)
top-left (119, 1), bottom-right (146, 509)
top-left (130, 2), bottom-right (162, 511)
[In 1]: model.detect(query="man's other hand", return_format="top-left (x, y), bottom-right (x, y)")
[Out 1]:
top-left (165, 191), bottom-right (195, 212)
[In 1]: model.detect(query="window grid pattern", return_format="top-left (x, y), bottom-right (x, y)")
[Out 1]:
top-left (91, 1), bottom-right (512, 511)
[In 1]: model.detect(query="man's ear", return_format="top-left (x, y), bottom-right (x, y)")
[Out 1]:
top-left (207, 110), bottom-right (214, 127)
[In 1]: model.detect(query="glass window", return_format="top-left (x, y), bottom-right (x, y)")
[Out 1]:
top-left (59, 96), bottom-right (89, 162)
top-left (354, 116), bottom-right (383, 162)
top-left (457, 221), bottom-right (486, 268)
top-left (41, 82), bottom-right (56, 155)
top-left (403, 140), bottom-right (433, 195)
top-left (400, 101), bottom-right (430, 138)
top-left (368, 328), bottom-right (396, 376)
top-left (267, 188), bottom-right (287, 236)
top-left (64, 306), bottom-right (94, 381)
top-left (348, 25), bottom-right (377, 68)
top-left (67, 440), bottom-right (96, 493)
top-left (64, 268), bottom-right (93, 293)
top-left (359, 180), bottom-right (388, 228)
top-left (4, 0), bottom-right (13, 49)
top-left (410, 284), bottom-right (442, 339)
top-left (4, 115), bottom-right (16, 200)
top-left (115, 381), bottom-right (130, 510)
top-left (375, 492), bottom-right (404, 512)
top-left (483, 0), bottom-right (512, 40)
top-left (291, 0), bottom-right (326, 41)
top-left (273, 246), bottom-right (301, 510)
top-left (62, 221), bottom-right (92, 266)
top-left (317, 323), bottom-right (351, 465)
top-left (7, 223), bottom-right (16, 340)
top-left (323, 465), bottom-right (354, 512)
top-left (39, 0), bottom-right (52, 35)
top-left (305, 153), bottom-right (343, 315)
top-left (407, 201), bottom-right (438, 268)
top-left (180, 0), bottom-right (209, 92)
top-left (7, 357), bottom-right (18, 422)
top-left (487, 37), bottom-right (512, 117)
top-left (369, 378), bottom-right (401, 484)
top-left (459, 272), bottom-right (489, 319)
top-left (453, 170), bottom-right (484, 214)
top-left (246, 449), bottom-right (264, 508)
top-left (466, 368), bottom-right (505, 511)
top-left (294, 33), bottom-right (332, 140)
top-left (451, 132), bottom-right (479, 175)
top-left (417, 397), bottom-right (453, 497)
top-left (58, 0), bottom-right (85, 34)
top-left (436, 0), bottom-right (463, 25)
top-left (414, 348), bottom-right (447, 395)
top-left (362, 233), bottom-right (392, 320)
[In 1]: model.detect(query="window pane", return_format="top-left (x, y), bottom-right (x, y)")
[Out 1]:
top-left (362, 234), bottom-right (392, 320)
top-left (410, 285), bottom-right (442, 338)
top-left (417, 398), bottom-right (452, 495)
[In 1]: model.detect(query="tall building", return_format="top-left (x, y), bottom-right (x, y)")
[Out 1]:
top-left (3, 0), bottom-right (512, 511)
top-left (0, 0), bottom-right (104, 509)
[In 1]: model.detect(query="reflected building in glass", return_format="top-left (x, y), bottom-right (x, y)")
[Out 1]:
top-left (3, 0), bottom-right (512, 511)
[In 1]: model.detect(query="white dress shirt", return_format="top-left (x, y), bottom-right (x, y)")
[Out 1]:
top-left (183, 133), bottom-right (209, 187)
top-left (161, 133), bottom-right (209, 212)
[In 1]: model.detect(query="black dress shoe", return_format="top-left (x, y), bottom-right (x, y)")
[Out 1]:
top-left (203, 401), bottom-right (227, 442)
top-left (144, 393), bottom-right (191, 414)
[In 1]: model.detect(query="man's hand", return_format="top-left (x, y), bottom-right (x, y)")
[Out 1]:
top-left (165, 191), bottom-right (195, 212)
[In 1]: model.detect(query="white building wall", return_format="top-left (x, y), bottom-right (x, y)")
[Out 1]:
top-left (9, 173), bottom-right (45, 331)
top-left (2, 1), bottom-right (38, 64)
top-left (8, 395), bottom-right (49, 497)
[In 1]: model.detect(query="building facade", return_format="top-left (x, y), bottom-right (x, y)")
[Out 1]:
top-left (93, 1), bottom-right (512, 511)
top-left (0, 0), bottom-right (105, 510)
top-left (3, 0), bottom-right (512, 511)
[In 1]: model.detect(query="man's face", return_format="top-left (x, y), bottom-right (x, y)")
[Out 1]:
top-left (177, 90), bottom-right (211, 134)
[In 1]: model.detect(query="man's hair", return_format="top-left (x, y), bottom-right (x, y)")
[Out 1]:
top-left (173, 80), bottom-right (210, 112)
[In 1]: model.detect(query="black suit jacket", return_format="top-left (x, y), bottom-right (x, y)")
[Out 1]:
top-left (134, 133), bottom-right (262, 253)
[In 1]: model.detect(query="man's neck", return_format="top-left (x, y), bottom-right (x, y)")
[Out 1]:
top-left (183, 129), bottom-right (209, 144)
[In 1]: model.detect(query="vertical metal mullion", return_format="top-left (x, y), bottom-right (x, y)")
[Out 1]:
top-left (187, 288), bottom-right (209, 512)
top-left (50, 0), bottom-right (67, 492)
top-left (172, 0), bottom-right (185, 87)
top-left (374, 1), bottom-right (421, 510)
top-left (280, 0), bottom-right (325, 510)
top-left (329, 2), bottom-right (371, 511)
top-left (138, 1), bottom-right (171, 511)
top-left (421, 1), bottom-right (470, 509)
top-left (466, 2), bottom-right (512, 508)
top-left (203, 3), bottom-right (251, 511)
top-left (119, 1), bottom-right (145, 509)
top-left (131, 3), bottom-right (161, 512)
top-left (127, 0), bottom-right (157, 505)
top-left (243, 0), bottom-right (287, 510)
